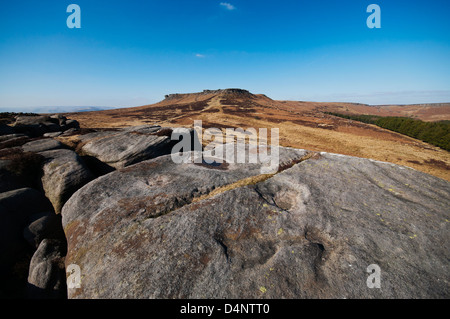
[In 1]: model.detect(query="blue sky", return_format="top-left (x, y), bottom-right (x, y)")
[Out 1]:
top-left (1, 0), bottom-right (450, 110)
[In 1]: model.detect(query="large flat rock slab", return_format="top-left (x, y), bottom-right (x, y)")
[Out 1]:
top-left (61, 149), bottom-right (450, 299)
top-left (78, 126), bottom-right (181, 169)
top-left (22, 138), bottom-right (63, 153)
top-left (39, 149), bottom-right (94, 214)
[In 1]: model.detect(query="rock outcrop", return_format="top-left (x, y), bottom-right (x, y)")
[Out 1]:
top-left (77, 125), bottom-right (183, 169)
top-left (2, 117), bottom-right (448, 299)
top-left (0, 134), bottom-right (29, 149)
top-left (23, 211), bottom-right (65, 249)
top-left (61, 148), bottom-right (450, 299)
top-left (0, 188), bottom-right (54, 297)
top-left (21, 138), bottom-right (63, 153)
top-left (12, 115), bottom-right (80, 137)
top-left (0, 115), bottom-right (89, 298)
top-left (165, 89), bottom-right (254, 101)
top-left (27, 238), bottom-right (67, 299)
top-left (0, 188), bottom-right (54, 269)
top-left (39, 149), bottom-right (94, 214)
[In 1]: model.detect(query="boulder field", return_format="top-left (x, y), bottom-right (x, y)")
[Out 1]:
top-left (0, 119), bottom-right (449, 299)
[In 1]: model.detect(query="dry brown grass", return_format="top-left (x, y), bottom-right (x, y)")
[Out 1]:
top-left (192, 173), bottom-right (274, 203)
top-left (65, 92), bottom-right (450, 181)
top-left (0, 148), bottom-right (45, 178)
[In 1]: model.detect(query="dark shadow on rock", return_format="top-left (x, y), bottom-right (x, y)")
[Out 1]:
top-left (0, 248), bottom-right (34, 299)
top-left (81, 155), bottom-right (116, 177)
top-left (26, 280), bottom-right (67, 299)
top-left (26, 238), bottom-right (67, 299)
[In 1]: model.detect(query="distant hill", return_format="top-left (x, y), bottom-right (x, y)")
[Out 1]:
top-left (0, 106), bottom-right (116, 114)
top-left (66, 88), bottom-right (450, 181)
top-left (313, 102), bottom-right (450, 122)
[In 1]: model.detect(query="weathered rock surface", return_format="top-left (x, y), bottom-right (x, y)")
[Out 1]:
top-left (12, 115), bottom-right (79, 137)
top-left (23, 211), bottom-right (66, 248)
top-left (0, 188), bottom-right (54, 296)
top-left (43, 132), bottom-right (63, 138)
top-left (21, 138), bottom-right (63, 153)
top-left (61, 148), bottom-right (450, 299)
top-left (78, 125), bottom-right (180, 169)
top-left (0, 188), bottom-right (54, 267)
top-left (27, 238), bottom-right (67, 299)
top-left (39, 149), bottom-right (94, 213)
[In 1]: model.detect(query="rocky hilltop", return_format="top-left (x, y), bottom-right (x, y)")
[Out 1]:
top-left (0, 112), bottom-right (449, 299)
top-left (164, 88), bottom-right (254, 101)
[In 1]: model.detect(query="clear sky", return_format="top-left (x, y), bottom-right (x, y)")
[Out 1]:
top-left (1, 0), bottom-right (450, 110)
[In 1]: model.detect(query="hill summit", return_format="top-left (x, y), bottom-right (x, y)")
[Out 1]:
top-left (164, 88), bottom-right (256, 101)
